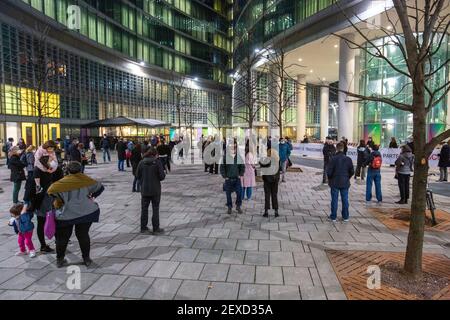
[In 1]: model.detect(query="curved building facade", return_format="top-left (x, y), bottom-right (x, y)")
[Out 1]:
top-left (0, 0), bottom-right (232, 148)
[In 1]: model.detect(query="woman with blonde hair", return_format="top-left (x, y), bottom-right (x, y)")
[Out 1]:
top-left (23, 145), bottom-right (36, 205)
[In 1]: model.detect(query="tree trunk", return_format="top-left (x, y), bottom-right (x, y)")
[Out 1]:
top-left (403, 103), bottom-right (428, 278)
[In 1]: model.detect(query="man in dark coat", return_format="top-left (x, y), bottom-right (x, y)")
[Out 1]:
top-left (438, 140), bottom-right (450, 182)
top-left (101, 134), bottom-right (111, 162)
top-left (136, 147), bottom-right (166, 234)
top-left (322, 137), bottom-right (336, 184)
top-left (116, 138), bottom-right (127, 171)
top-left (327, 142), bottom-right (354, 222)
top-left (220, 143), bottom-right (245, 215)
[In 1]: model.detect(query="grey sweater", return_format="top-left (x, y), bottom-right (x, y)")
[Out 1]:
top-left (395, 152), bottom-right (414, 175)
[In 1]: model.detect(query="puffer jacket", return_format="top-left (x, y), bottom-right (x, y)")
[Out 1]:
top-left (136, 156), bottom-right (166, 196)
top-left (395, 151), bottom-right (414, 175)
top-left (9, 155), bottom-right (26, 182)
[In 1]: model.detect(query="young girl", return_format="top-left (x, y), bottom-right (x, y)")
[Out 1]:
top-left (8, 203), bottom-right (36, 258)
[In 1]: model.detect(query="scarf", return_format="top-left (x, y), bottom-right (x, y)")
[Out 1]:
top-left (47, 173), bottom-right (97, 194)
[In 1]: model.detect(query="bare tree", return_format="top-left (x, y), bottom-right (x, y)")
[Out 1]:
top-left (167, 71), bottom-right (189, 137)
top-left (7, 24), bottom-right (67, 146)
top-left (263, 47), bottom-right (300, 138)
top-left (331, 0), bottom-right (450, 278)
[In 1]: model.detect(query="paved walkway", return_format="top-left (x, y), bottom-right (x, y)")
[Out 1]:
top-left (0, 158), bottom-right (449, 300)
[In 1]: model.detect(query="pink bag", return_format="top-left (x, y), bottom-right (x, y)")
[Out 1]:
top-left (44, 210), bottom-right (56, 240)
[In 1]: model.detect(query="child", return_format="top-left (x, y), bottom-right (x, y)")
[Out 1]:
top-left (8, 203), bottom-right (36, 258)
top-left (34, 141), bottom-right (58, 193)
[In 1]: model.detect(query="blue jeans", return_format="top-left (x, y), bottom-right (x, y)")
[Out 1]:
top-left (241, 187), bottom-right (253, 200)
top-left (103, 148), bottom-right (111, 162)
top-left (366, 169), bottom-right (382, 201)
top-left (118, 160), bottom-right (125, 171)
top-left (330, 187), bottom-right (349, 220)
top-left (225, 178), bottom-right (242, 208)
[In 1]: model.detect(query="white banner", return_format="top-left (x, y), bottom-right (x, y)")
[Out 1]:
top-left (292, 143), bottom-right (440, 168)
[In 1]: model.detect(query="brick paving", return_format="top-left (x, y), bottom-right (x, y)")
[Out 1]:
top-left (0, 154), bottom-right (449, 300)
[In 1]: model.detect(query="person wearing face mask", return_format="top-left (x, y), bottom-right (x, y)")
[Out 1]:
top-left (278, 138), bottom-right (291, 183)
top-left (220, 142), bottom-right (245, 215)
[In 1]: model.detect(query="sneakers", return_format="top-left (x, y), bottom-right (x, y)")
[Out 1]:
top-left (56, 258), bottom-right (68, 268)
top-left (274, 210), bottom-right (279, 218)
top-left (395, 200), bottom-right (406, 204)
top-left (29, 250), bottom-right (36, 258)
top-left (227, 207), bottom-right (232, 215)
top-left (40, 245), bottom-right (54, 253)
top-left (236, 207), bottom-right (243, 214)
top-left (140, 228), bottom-right (152, 234)
top-left (263, 211), bottom-right (268, 218)
top-left (328, 217), bottom-right (337, 223)
top-left (152, 228), bottom-right (165, 235)
top-left (343, 219), bottom-right (349, 223)
top-left (15, 251), bottom-right (27, 256)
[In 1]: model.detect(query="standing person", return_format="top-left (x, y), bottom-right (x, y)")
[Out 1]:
top-left (209, 136), bottom-right (220, 175)
top-left (116, 138), bottom-right (127, 171)
top-left (406, 137), bottom-right (415, 155)
top-left (437, 140), bottom-right (450, 182)
top-left (79, 143), bottom-right (88, 173)
top-left (136, 147), bottom-right (166, 235)
top-left (17, 138), bottom-right (27, 150)
top-left (126, 140), bottom-right (134, 168)
top-left (389, 137), bottom-right (398, 149)
top-left (101, 134), bottom-right (111, 162)
top-left (367, 137), bottom-right (375, 150)
top-left (259, 148), bottom-right (280, 217)
top-left (23, 145), bottom-right (36, 205)
top-left (241, 141), bottom-right (256, 200)
top-left (326, 142), bottom-right (354, 222)
top-left (278, 137), bottom-right (291, 183)
top-left (203, 136), bottom-right (211, 173)
top-left (33, 140), bottom-right (58, 254)
top-left (63, 136), bottom-right (71, 160)
top-left (220, 142), bottom-right (245, 215)
top-left (355, 140), bottom-right (370, 180)
top-left (5, 137), bottom-right (14, 168)
top-left (8, 147), bottom-right (26, 204)
top-left (69, 140), bottom-right (82, 163)
top-left (89, 139), bottom-right (97, 164)
top-left (48, 161), bottom-right (104, 268)
top-left (131, 144), bottom-right (143, 192)
top-left (341, 137), bottom-right (348, 155)
top-left (157, 139), bottom-right (171, 173)
top-left (395, 145), bottom-right (414, 204)
top-left (365, 144), bottom-right (383, 203)
top-left (322, 137), bottom-right (336, 184)
top-left (8, 203), bottom-right (36, 258)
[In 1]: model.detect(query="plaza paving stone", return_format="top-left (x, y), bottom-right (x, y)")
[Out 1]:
top-left (0, 156), bottom-right (449, 300)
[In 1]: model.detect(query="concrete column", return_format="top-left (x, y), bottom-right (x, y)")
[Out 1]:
top-left (338, 34), bottom-right (356, 143)
top-left (296, 75), bottom-right (307, 142)
top-left (268, 65), bottom-right (281, 138)
top-left (320, 84), bottom-right (329, 141)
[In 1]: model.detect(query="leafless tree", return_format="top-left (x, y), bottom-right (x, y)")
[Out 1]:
top-left (329, 0), bottom-right (450, 278)
top-left (167, 71), bottom-right (189, 136)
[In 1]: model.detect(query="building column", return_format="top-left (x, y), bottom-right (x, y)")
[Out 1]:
top-left (268, 65), bottom-right (281, 137)
top-left (296, 75), bottom-right (307, 142)
top-left (320, 84), bottom-right (329, 141)
top-left (338, 34), bottom-right (356, 143)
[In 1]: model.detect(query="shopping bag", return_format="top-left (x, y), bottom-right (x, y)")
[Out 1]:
top-left (44, 210), bottom-right (56, 240)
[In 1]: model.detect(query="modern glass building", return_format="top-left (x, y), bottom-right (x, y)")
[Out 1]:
top-left (0, 0), bottom-right (233, 150)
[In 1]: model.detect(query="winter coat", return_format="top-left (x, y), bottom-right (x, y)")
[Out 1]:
top-left (9, 155), bottom-right (26, 182)
top-left (389, 141), bottom-right (398, 148)
top-left (326, 152), bottom-right (354, 189)
top-left (395, 151), bottom-right (414, 175)
top-left (9, 211), bottom-right (34, 234)
top-left (438, 144), bottom-right (450, 168)
top-left (220, 154), bottom-right (245, 179)
top-left (117, 141), bottom-right (127, 160)
top-left (323, 143), bottom-right (336, 164)
top-left (25, 151), bottom-right (35, 172)
top-left (70, 147), bottom-right (82, 163)
top-left (278, 142), bottom-right (291, 163)
top-left (48, 173), bottom-right (104, 226)
top-left (136, 157), bottom-right (166, 197)
top-left (34, 147), bottom-right (57, 173)
top-left (240, 152), bottom-right (256, 188)
top-left (101, 138), bottom-right (110, 149)
top-left (356, 146), bottom-right (370, 167)
top-left (131, 148), bottom-right (143, 176)
top-left (259, 156), bottom-right (280, 184)
top-left (366, 150), bottom-right (382, 171)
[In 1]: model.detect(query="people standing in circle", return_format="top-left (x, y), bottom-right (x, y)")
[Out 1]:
top-left (116, 138), bottom-right (127, 172)
top-left (326, 142), bottom-right (354, 222)
top-left (48, 161), bottom-right (104, 268)
top-left (437, 140), bottom-right (449, 182)
top-left (355, 140), bottom-right (370, 181)
top-left (322, 137), bottom-right (336, 184)
top-left (395, 145), bottom-right (414, 204)
top-left (131, 143), bottom-right (143, 192)
top-left (8, 146), bottom-right (26, 204)
top-left (365, 144), bottom-right (383, 203)
top-left (23, 145), bottom-right (36, 205)
top-left (220, 141), bottom-right (245, 215)
top-left (241, 140), bottom-right (256, 200)
top-left (137, 147), bottom-right (166, 235)
top-left (259, 148), bottom-right (280, 218)
top-left (101, 134), bottom-right (111, 163)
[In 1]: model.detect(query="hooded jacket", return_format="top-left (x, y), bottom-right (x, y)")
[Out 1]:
top-left (326, 152), bottom-right (354, 189)
top-left (136, 156), bottom-right (166, 197)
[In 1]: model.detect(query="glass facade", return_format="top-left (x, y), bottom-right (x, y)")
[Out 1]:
top-left (0, 22), bottom-right (231, 147)
top-left (358, 35), bottom-right (449, 146)
top-left (233, 0), bottom-right (336, 63)
top-left (20, 0), bottom-right (233, 84)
